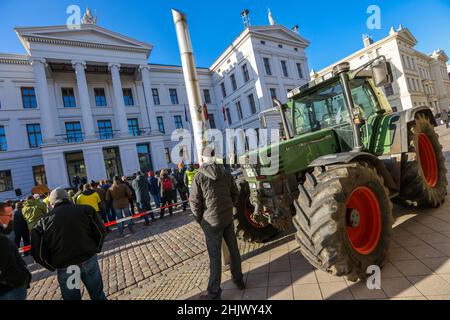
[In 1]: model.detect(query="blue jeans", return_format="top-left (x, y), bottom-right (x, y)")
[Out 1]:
top-left (151, 193), bottom-right (161, 209)
top-left (137, 200), bottom-right (154, 222)
top-left (56, 255), bottom-right (106, 301)
top-left (114, 207), bottom-right (134, 235)
top-left (0, 285), bottom-right (27, 300)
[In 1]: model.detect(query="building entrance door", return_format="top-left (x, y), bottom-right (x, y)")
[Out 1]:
top-left (65, 151), bottom-right (87, 188)
top-left (103, 147), bottom-right (123, 180)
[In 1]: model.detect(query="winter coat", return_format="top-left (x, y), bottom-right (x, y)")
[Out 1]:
top-left (159, 174), bottom-right (173, 199)
top-left (95, 187), bottom-right (107, 211)
top-left (132, 175), bottom-right (151, 204)
top-left (173, 170), bottom-right (188, 193)
top-left (22, 199), bottom-right (48, 232)
top-left (76, 190), bottom-right (101, 212)
top-left (30, 201), bottom-right (106, 271)
top-left (0, 226), bottom-right (31, 295)
top-left (189, 163), bottom-right (239, 230)
top-left (148, 176), bottom-right (159, 195)
top-left (106, 182), bottom-right (132, 210)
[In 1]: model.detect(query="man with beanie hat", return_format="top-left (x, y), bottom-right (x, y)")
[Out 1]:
top-left (189, 147), bottom-right (244, 300)
top-left (31, 188), bottom-right (107, 300)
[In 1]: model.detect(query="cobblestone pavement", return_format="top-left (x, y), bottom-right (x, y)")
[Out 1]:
top-left (26, 126), bottom-right (450, 300)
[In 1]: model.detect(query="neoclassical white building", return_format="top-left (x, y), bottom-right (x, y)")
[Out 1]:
top-left (316, 26), bottom-right (450, 113)
top-left (0, 14), bottom-right (310, 200)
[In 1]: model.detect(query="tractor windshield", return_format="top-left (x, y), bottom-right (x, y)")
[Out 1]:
top-left (292, 78), bottom-right (380, 136)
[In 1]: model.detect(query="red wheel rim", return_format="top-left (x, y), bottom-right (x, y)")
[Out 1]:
top-left (418, 133), bottom-right (438, 188)
top-left (346, 187), bottom-right (382, 255)
top-left (244, 198), bottom-right (266, 229)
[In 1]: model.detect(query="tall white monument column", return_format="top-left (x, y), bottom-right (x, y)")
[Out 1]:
top-left (72, 60), bottom-right (96, 139)
top-left (139, 65), bottom-right (159, 133)
top-left (30, 58), bottom-right (56, 143)
top-left (108, 63), bottom-right (130, 136)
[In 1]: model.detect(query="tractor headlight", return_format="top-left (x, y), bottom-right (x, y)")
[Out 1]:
top-left (249, 183), bottom-right (257, 190)
top-left (263, 182), bottom-right (272, 189)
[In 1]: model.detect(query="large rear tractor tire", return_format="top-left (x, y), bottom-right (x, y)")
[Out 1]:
top-left (234, 179), bottom-right (279, 243)
top-left (293, 163), bottom-right (393, 281)
top-left (398, 115), bottom-right (447, 208)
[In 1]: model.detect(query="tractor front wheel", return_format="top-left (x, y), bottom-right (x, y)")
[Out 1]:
top-left (398, 115), bottom-right (447, 207)
top-left (234, 179), bottom-right (279, 243)
top-left (293, 163), bottom-right (393, 281)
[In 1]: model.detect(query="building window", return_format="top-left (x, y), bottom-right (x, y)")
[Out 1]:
top-left (226, 108), bottom-right (232, 126)
top-left (236, 101), bottom-right (243, 120)
top-left (230, 74), bottom-right (237, 91)
top-left (242, 64), bottom-right (250, 82)
top-left (169, 88), bottom-right (179, 105)
top-left (137, 144), bottom-right (153, 173)
top-left (281, 60), bottom-right (289, 77)
top-left (32, 165), bottom-right (47, 186)
top-left (128, 118), bottom-right (140, 136)
top-left (123, 88), bottom-right (134, 106)
top-left (220, 82), bottom-right (227, 98)
top-left (0, 126), bottom-right (7, 151)
top-left (296, 62), bottom-right (304, 79)
top-left (98, 120), bottom-right (113, 140)
top-left (21, 87), bottom-right (37, 109)
top-left (248, 94), bottom-right (257, 114)
top-left (270, 88), bottom-right (277, 100)
top-left (152, 88), bottom-right (160, 105)
top-left (384, 83), bottom-right (394, 97)
top-left (174, 115), bottom-right (183, 129)
top-left (65, 122), bottom-right (83, 143)
top-left (203, 89), bottom-right (212, 104)
top-left (263, 58), bottom-right (272, 76)
top-left (26, 124), bottom-right (43, 148)
top-left (62, 88), bottom-right (76, 108)
top-left (208, 114), bottom-right (216, 129)
top-left (165, 147), bottom-right (171, 164)
top-left (157, 116), bottom-right (165, 133)
top-left (0, 170), bottom-right (13, 192)
top-left (94, 88), bottom-right (107, 107)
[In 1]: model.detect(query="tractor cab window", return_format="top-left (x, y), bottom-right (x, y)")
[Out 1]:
top-left (292, 78), bottom-right (380, 136)
top-left (293, 80), bottom-right (350, 136)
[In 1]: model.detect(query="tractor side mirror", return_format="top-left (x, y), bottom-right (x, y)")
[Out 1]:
top-left (372, 60), bottom-right (393, 87)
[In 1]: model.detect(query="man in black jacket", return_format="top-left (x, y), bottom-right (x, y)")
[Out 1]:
top-left (189, 148), bottom-right (244, 300)
top-left (0, 202), bottom-right (31, 300)
top-left (31, 188), bottom-right (107, 300)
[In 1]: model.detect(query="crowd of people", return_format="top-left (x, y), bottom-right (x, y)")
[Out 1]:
top-left (1, 154), bottom-right (245, 301)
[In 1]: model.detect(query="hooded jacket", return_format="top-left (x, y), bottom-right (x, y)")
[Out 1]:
top-left (189, 163), bottom-right (239, 230)
top-left (0, 226), bottom-right (31, 295)
top-left (76, 190), bottom-right (101, 212)
top-left (132, 174), bottom-right (151, 204)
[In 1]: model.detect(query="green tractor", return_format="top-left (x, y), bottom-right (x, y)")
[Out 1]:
top-left (235, 56), bottom-right (448, 280)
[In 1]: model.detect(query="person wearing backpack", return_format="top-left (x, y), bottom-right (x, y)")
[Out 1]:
top-left (30, 188), bottom-right (107, 300)
top-left (159, 170), bottom-right (173, 219)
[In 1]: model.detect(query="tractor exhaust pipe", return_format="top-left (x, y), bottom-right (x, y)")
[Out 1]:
top-left (172, 9), bottom-right (206, 163)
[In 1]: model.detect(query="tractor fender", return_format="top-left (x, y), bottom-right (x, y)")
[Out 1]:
top-left (396, 106), bottom-right (437, 153)
top-left (308, 152), bottom-right (398, 192)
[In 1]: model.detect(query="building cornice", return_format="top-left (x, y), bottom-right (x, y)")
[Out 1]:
top-left (20, 34), bottom-right (150, 55)
top-left (0, 54), bottom-right (30, 65)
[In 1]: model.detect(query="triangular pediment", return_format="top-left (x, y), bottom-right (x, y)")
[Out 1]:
top-left (250, 25), bottom-right (310, 48)
top-left (15, 24), bottom-right (152, 54)
top-left (397, 28), bottom-right (418, 46)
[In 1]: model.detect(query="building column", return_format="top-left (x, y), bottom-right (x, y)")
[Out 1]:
top-left (139, 65), bottom-right (159, 133)
top-left (108, 63), bottom-right (130, 136)
top-left (72, 60), bottom-right (96, 139)
top-left (30, 58), bottom-right (56, 143)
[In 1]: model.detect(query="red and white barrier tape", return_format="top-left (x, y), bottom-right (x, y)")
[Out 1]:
top-left (19, 200), bottom-right (189, 254)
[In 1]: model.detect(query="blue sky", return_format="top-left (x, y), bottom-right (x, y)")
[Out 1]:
top-left (0, 0), bottom-right (449, 71)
